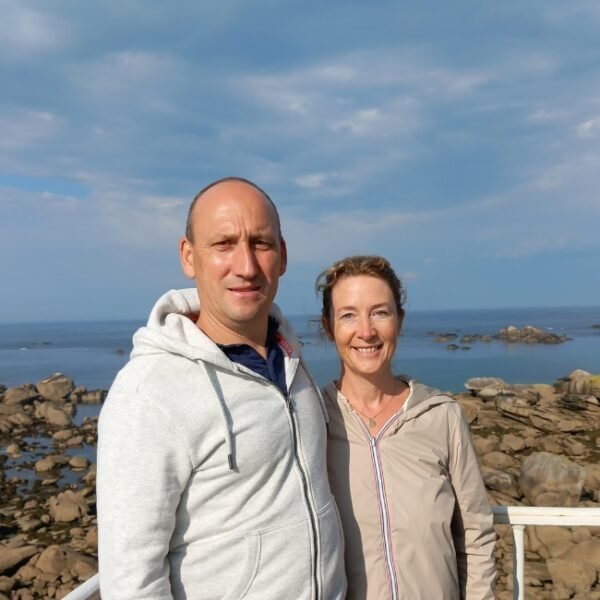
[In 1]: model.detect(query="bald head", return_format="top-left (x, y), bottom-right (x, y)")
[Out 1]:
top-left (185, 177), bottom-right (281, 243)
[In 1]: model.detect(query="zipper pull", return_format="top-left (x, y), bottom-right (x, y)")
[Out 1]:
top-left (286, 394), bottom-right (295, 413)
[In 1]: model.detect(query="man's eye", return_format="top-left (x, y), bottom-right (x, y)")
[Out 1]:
top-left (254, 240), bottom-right (272, 250)
top-left (214, 241), bottom-right (232, 249)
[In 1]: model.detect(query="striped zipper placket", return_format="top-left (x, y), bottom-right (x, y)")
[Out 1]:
top-left (353, 413), bottom-right (401, 600)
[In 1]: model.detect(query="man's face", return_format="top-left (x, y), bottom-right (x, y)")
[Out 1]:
top-left (180, 181), bottom-right (287, 342)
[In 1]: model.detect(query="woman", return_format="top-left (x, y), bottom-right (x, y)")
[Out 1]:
top-left (317, 255), bottom-right (496, 600)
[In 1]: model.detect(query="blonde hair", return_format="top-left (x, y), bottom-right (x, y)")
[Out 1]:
top-left (315, 255), bottom-right (406, 334)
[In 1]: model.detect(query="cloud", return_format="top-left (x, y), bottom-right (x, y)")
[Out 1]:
top-left (0, 2), bottom-right (70, 58)
top-left (576, 117), bottom-right (600, 138)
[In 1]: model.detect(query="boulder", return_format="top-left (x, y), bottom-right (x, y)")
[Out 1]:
top-left (2, 384), bottom-right (38, 406)
top-left (560, 375), bottom-right (600, 398)
top-left (465, 377), bottom-right (507, 394)
top-left (79, 390), bottom-right (106, 404)
top-left (35, 545), bottom-right (67, 575)
top-left (34, 456), bottom-right (57, 473)
top-left (500, 434), bottom-right (527, 453)
top-left (480, 466), bottom-right (520, 498)
top-left (519, 452), bottom-right (586, 507)
top-left (495, 325), bottom-right (569, 344)
top-left (546, 558), bottom-right (596, 595)
top-left (48, 491), bottom-right (88, 523)
top-left (0, 545), bottom-right (38, 574)
top-left (482, 451), bottom-right (520, 470)
top-left (35, 401), bottom-right (72, 428)
top-left (584, 464), bottom-right (600, 492)
top-left (36, 373), bottom-right (74, 401)
top-left (565, 539), bottom-right (600, 567)
top-left (68, 456), bottom-right (89, 469)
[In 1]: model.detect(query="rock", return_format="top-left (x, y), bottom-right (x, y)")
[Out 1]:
top-left (2, 384), bottom-right (38, 406)
top-left (482, 451), bottom-right (520, 470)
top-left (519, 452), bottom-right (586, 507)
top-left (560, 375), bottom-right (600, 398)
top-left (0, 545), bottom-right (38, 574)
top-left (565, 539), bottom-right (600, 567)
top-left (36, 373), bottom-right (75, 402)
top-left (34, 456), bottom-right (57, 473)
top-left (35, 545), bottom-right (67, 575)
top-left (500, 434), bottom-right (527, 452)
top-left (480, 466), bottom-right (520, 498)
top-left (52, 429), bottom-right (73, 442)
top-left (0, 576), bottom-right (14, 592)
top-left (68, 456), bottom-right (89, 469)
top-left (584, 464), bottom-right (600, 492)
top-left (546, 558), bottom-right (596, 595)
top-left (465, 377), bottom-right (507, 393)
top-left (6, 443), bottom-right (21, 457)
top-left (528, 525), bottom-right (573, 559)
top-left (472, 435), bottom-right (500, 455)
top-left (79, 390), bottom-right (106, 404)
top-left (35, 401), bottom-right (72, 428)
top-left (48, 491), bottom-right (88, 523)
top-left (434, 333), bottom-right (458, 342)
top-left (85, 527), bottom-right (98, 550)
top-left (446, 344), bottom-right (460, 351)
top-left (495, 325), bottom-right (569, 344)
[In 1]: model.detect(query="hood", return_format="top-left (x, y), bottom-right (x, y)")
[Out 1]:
top-left (131, 288), bottom-right (301, 367)
top-left (130, 288), bottom-right (301, 471)
top-left (324, 376), bottom-right (456, 433)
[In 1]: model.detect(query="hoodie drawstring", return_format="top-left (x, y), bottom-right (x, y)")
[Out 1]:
top-left (199, 361), bottom-right (236, 471)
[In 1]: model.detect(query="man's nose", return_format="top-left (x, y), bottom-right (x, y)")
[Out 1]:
top-left (232, 243), bottom-right (259, 278)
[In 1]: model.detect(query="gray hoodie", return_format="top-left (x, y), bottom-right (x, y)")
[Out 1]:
top-left (97, 288), bottom-right (346, 599)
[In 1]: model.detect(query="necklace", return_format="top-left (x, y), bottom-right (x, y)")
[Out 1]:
top-left (347, 381), bottom-right (399, 429)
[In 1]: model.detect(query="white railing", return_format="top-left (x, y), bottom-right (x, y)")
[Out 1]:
top-left (492, 506), bottom-right (600, 600)
top-left (63, 506), bottom-right (600, 600)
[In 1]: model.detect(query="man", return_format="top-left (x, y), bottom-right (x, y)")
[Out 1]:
top-left (97, 177), bottom-right (346, 599)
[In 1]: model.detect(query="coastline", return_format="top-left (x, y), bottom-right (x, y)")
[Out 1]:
top-left (2, 369), bottom-right (600, 598)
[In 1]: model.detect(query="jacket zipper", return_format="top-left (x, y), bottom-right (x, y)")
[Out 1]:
top-left (285, 392), bottom-right (320, 600)
top-left (353, 415), bottom-right (399, 600)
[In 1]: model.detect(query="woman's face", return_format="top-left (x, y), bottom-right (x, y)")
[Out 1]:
top-left (328, 275), bottom-right (401, 379)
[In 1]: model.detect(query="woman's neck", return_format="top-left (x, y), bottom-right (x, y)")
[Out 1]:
top-left (338, 369), bottom-right (398, 409)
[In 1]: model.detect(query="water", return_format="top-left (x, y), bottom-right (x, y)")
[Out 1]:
top-left (1, 307), bottom-right (599, 395)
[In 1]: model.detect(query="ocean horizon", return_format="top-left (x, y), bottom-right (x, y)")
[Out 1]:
top-left (1, 305), bottom-right (599, 394)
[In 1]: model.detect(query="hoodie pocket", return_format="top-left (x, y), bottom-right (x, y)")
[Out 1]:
top-left (222, 532), bottom-right (261, 600)
top-left (240, 518), bottom-right (312, 600)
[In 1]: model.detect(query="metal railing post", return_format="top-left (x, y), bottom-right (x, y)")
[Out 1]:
top-left (511, 524), bottom-right (525, 600)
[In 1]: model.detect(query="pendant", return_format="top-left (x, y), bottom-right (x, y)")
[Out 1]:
top-left (368, 418), bottom-right (376, 428)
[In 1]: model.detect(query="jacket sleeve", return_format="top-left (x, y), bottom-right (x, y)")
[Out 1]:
top-left (97, 382), bottom-right (193, 599)
top-left (447, 405), bottom-right (496, 600)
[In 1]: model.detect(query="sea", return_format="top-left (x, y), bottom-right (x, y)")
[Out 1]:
top-left (1, 306), bottom-right (600, 396)
top-left (2, 306), bottom-right (599, 492)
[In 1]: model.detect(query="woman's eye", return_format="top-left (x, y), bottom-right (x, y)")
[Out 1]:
top-left (372, 310), bottom-right (391, 319)
top-left (339, 313), bottom-right (356, 321)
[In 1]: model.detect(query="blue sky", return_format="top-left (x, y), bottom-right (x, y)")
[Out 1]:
top-left (1, 0), bottom-right (600, 322)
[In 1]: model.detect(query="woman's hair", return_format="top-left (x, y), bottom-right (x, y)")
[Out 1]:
top-left (315, 255), bottom-right (407, 335)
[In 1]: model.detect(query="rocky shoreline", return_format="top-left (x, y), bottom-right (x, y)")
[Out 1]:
top-left (433, 323), bottom-right (572, 350)
top-left (2, 370), bottom-right (600, 599)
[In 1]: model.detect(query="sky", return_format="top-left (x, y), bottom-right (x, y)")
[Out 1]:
top-left (1, 0), bottom-right (600, 323)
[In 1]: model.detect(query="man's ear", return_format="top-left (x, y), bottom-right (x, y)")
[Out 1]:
top-left (279, 237), bottom-right (288, 276)
top-left (179, 237), bottom-right (195, 279)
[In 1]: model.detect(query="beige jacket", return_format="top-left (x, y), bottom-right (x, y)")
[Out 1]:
top-left (324, 378), bottom-right (496, 600)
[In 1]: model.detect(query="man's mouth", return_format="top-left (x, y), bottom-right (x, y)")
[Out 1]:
top-left (229, 286), bottom-right (260, 293)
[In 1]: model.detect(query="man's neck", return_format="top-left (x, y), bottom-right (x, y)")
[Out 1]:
top-left (195, 312), bottom-right (270, 359)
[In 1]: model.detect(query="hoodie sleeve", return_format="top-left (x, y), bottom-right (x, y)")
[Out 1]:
top-left (97, 383), bottom-right (193, 599)
top-left (447, 404), bottom-right (496, 600)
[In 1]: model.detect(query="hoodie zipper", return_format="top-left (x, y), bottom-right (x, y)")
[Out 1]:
top-left (285, 392), bottom-right (320, 600)
top-left (353, 414), bottom-right (400, 600)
